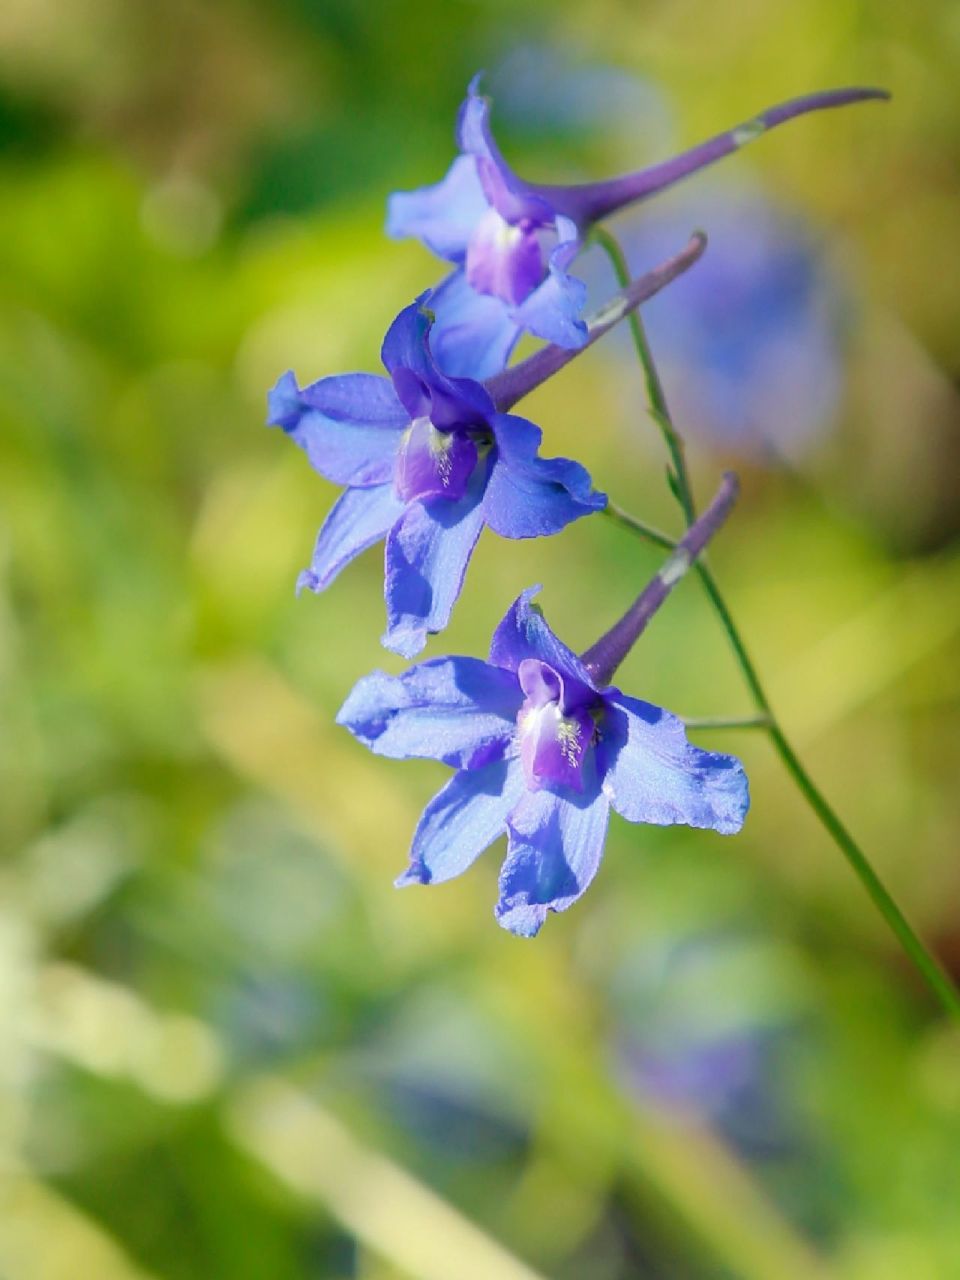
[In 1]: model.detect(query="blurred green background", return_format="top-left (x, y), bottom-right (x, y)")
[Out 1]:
top-left (2, 2), bottom-right (960, 1277)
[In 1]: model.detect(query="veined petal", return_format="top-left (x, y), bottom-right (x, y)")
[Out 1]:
top-left (382, 460), bottom-right (490, 658)
top-left (483, 413), bottom-right (606, 539)
top-left (298, 483), bottom-right (405, 594)
top-left (496, 752), bottom-right (609, 936)
top-left (597, 691), bottom-right (749, 834)
top-left (386, 155), bottom-right (490, 262)
top-left (488, 587), bottom-right (597, 699)
top-left (512, 228), bottom-right (588, 348)
top-left (337, 657), bottom-right (521, 769)
top-left (268, 371), bottom-right (408, 487)
top-left (397, 756), bottom-right (526, 886)
top-left (426, 269), bottom-right (521, 380)
top-left (395, 418), bottom-right (478, 503)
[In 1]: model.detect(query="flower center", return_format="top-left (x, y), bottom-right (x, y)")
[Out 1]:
top-left (515, 658), bottom-right (594, 792)
top-left (394, 415), bottom-right (479, 504)
top-left (465, 207), bottom-right (547, 308)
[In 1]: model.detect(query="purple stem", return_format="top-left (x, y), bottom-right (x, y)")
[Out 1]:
top-left (581, 472), bottom-right (740, 686)
top-left (529, 87), bottom-right (889, 227)
top-left (486, 232), bottom-right (706, 413)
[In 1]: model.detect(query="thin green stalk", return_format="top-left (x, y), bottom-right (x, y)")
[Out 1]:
top-left (603, 502), bottom-right (676, 551)
top-left (590, 226), bottom-right (960, 1019)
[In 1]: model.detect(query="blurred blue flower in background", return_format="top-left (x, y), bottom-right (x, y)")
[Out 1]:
top-left (615, 187), bottom-right (847, 460)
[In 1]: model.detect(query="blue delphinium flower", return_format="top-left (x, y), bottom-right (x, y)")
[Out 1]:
top-left (268, 238), bottom-right (704, 659)
top-left (617, 187), bottom-right (845, 460)
top-left (268, 299), bottom-right (603, 659)
top-left (337, 476), bottom-right (748, 936)
top-left (387, 76), bottom-right (887, 377)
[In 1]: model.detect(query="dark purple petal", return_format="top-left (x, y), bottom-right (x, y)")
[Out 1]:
top-left (482, 413), bottom-right (606, 539)
top-left (516, 659), bottom-right (594, 791)
top-left (596, 691), bottom-right (749, 834)
top-left (496, 751), bottom-right (609, 936)
top-left (381, 301), bottom-right (435, 389)
top-left (337, 657), bottom-right (521, 770)
top-left (382, 462), bottom-right (490, 658)
top-left (386, 155), bottom-right (490, 262)
top-left (465, 208), bottom-right (545, 307)
top-left (488, 587), bottom-right (598, 700)
top-left (397, 756), bottom-right (525, 886)
top-left (394, 418), bottom-right (479, 504)
top-left (267, 371), bottom-right (408, 487)
top-left (426, 269), bottom-right (521, 380)
top-left (381, 298), bottom-right (496, 425)
top-left (297, 483), bottom-right (406, 594)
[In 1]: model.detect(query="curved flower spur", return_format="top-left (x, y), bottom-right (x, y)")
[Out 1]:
top-left (387, 75), bottom-right (888, 377)
top-left (338, 473), bottom-right (747, 937)
top-left (268, 235), bottom-right (705, 658)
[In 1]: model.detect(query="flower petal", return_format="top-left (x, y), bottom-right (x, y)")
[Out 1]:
top-left (495, 753), bottom-right (610, 936)
top-left (488, 587), bottom-right (597, 696)
top-left (597, 691), bottom-right (749, 834)
top-left (382, 461), bottom-right (490, 658)
top-left (465, 207), bottom-right (545, 306)
top-left (512, 226), bottom-right (588, 348)
top-left (483, 413), bottom-right (606, 539)
top-left (336, 657), bottom-right (521, 769)
top-left (298, 483), bottom-right (405, 594)
top-left (426, 269), bottom-right (521, 380)
top-left (268, 371), bottom-right (408, 487)
top-left (381, 300), bottom-right (435, 388)
top-left (386, 154), bottom-right (490, 262)
top-left (457, 79), bottom-right (552, 225)
top-left (397, 756), bottom-right (525, 886)
top-left (395, 419), bottom-right (478, 504)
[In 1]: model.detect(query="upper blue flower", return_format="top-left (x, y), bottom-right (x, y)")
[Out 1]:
top-left (267, 299), bottom-right (605, 659)
top-left (387, 76), bottom-right (888, 377)
top-left (337, 587), bottom-right (749, 937)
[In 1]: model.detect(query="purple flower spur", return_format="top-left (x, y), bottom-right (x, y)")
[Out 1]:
top-left (387, 75), bottom-right (888, 377)
top-left (268, 237), bottom-right (705, 659)
top-left (337, 474), bottom-right (749, 936)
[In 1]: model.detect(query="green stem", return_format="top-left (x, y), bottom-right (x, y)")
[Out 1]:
top-left (603, 502), bottom-right (676, 551)
top-left (590, 226), bottom-right (960, 1019)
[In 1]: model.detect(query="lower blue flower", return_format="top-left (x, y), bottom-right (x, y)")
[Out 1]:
top-left (337, 588), bottom-right (749, 936)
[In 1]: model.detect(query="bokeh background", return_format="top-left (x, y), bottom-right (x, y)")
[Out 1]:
top-left (2, 2), bottom-right (960, 1277)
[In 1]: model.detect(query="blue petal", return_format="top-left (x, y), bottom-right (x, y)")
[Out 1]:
top-left (457, 79), bottom-right (552, 225)
top-left (268, 371), bottom-right (408, 487)
top-left (397, 756), bottom-right (526, 886)
top-left (381, 293), bottom-right (497, 421)
top-left (495, 752), bottom-right (609, 936)
top-left (336, 657), bottom-right (521, 769)
top-left (597, 692), bottom-right (750, 834)
top-left (426, 269), bottom-right (521, 380)
top-left (380, 300), bottom-right (434, 385)
top-left (382, 461), bottom-right (490, 658)
top-left (483, 413), bottom-right (606, 538)
top-left (298, 483), bottom-right (405, 594)
top-left (386, 155), bottom-right (490, 262)
top-left (488, 587), bottom-right (597, 697)
top-left (513, 227), bottom-right (588, 348)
